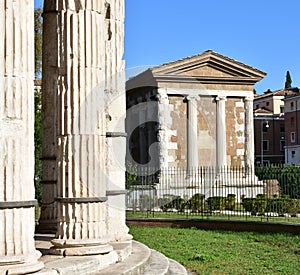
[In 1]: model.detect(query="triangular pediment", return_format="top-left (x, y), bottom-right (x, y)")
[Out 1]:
top-left (181, 64), bottom-right (233, 78)
top-left (126, 50), bottom-right (266, 91)
top-left (151, 50), bottom-right (266, 79)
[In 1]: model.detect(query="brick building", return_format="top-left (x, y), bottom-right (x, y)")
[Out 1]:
top-left (284, 89), bottom-right (300, 164)
top-left (253, 90), bottom-right (286, 164)
top-left (126, 50), bottom-right (266, 170)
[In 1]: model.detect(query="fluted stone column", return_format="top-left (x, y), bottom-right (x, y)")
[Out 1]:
top-left (244, 96), bottom-right (255, 169)
top-left (216, 96), bottom-right (227, 168)
top-left (0, 1), bottom-right (43, 274)
top-left (105, 0), bottom-right (131, 242)
top-left (187, 95), bottom-right (200, 172)
top-left (42, 0), bottom-right (127, 255)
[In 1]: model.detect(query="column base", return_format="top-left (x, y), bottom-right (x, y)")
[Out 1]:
top-left (0, 252), bottom-right (44, 275)
top-left (50, 238), bottom-right (114, 256)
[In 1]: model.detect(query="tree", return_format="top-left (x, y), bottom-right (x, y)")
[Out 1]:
top-left (34, 84), bottom-right (42, 203)
top-left (34, 7), bottom-right (43, 203)
top-left (285, 70), bottom-right (292, 89)
top-left (34, 7), bottom-right (43, 77)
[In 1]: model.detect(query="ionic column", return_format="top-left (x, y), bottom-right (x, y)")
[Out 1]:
top-left (244, 96), bottom-right (255, 169)
top-left (44, 1), bottom-right (120, 255)
top-left (186, 95), bottom-right (200, 171)
top-left (216, 96), bottom-right (227, 168)
top-left (0, 1), bottom-right (43, 274)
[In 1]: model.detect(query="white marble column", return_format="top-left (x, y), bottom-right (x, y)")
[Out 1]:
top-left (0, 1), bottom-right (43, 274)
top-left (216, 96), bottom-right (227, 168)
top-left (43, 0), bottom-right (126, 256)
top-left (187, 95), bottom-right (200, 171)
top-left (244, 96), bottom-right (255, 169)
top-left (105, 0), bottom-right (131, 241)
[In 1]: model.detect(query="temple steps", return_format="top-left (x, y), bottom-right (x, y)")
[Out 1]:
top-left (95, 241), bottom-right (189, 275)
top-left (35, 235), bottom-right (190, 275)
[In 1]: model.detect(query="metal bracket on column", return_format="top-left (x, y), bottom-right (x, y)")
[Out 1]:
top-left (0, 200), bottom-right (37, 209)
top-left (106, 190), bottom-right (127, 196)
top-left (106, 132), bottom-right (127, 138)
top-left (55, 197), bottom-right (107, 203)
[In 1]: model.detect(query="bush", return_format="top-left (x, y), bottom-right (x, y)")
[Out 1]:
top-left (242, 194), bottom-right (267, 215)
top-left (207, 197), bottom-right (226, 211)
top-left (225, 194), bottom-right (236, 211)
top-left (186, 194), bottom-right (205, 212)
top-left (241, 198), bottom-right (256, 213)
top-left (161, 196), bottom-right (186, 212)
top-left (266, 198), bottom-right (290, 215)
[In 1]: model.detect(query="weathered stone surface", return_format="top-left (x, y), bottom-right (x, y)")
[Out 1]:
top-left (0, 0), bottom-right (43, 273)
top-left (41, 0), bottom-right (130, 255)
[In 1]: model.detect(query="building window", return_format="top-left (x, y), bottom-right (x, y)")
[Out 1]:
top-left (280, 125), bottom-right (285, 133)
top-left (266, 102), bottom-right (270, 106)
top-left (256, 104), bottom-right (259, 109)
top-left (291, 102), bottom-right (294, 111)
top-left (292, 151), bottom-right (296, 158)
top-left (280, 106), bottom-right (284, 113)
top-left (291, 132), bottom-right (296, 143)
top-left (280, 140), bottom-right (285, 151)
top-left (263, 140), bottom-right (269, 151)
top-left (291, 117), bottom-right (295, 127)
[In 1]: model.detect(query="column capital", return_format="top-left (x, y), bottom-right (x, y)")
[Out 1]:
top-left (186, 95), bottom-right (200, 101)
top-left (215, 95), bottom-right (227, 101)
top-left (244, 95), bottom-right (254, 102)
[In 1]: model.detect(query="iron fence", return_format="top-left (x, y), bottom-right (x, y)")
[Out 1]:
top-left (126, 165), bottom-right (300, 223)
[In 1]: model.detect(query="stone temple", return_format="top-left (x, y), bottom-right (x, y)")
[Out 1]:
top-left (0, 0), bottom-right (190, 274)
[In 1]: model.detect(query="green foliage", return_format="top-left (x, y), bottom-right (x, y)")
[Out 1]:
top-left (206, 195), bottom-right (236, 211)
top-left (161, 196), bottom-right (186, 211)
top-left (34, 86), bottom-right (42, 204)
top-left (34, 8), bottom-right (43, 77)
top-left (185, 193), bottom-right (205, 212)
top-left (285, 70), bottom-right (292, 89)
top-left (225, 194), bottom-right (236, 211)
top-left (264, 89), bottom-right (272, 94)
top-left (242, 194), bottom-right (300, 215)
top-left (125, 161), bottom-right (138, 189)
top-left (34, 8), bottom-right (43, 203)
top-left (255, 164), bottom-right (300, 198)
top-left (207, 196), bottom-right (226, 211)
top-left (241, 194), bottom-right (267, 215)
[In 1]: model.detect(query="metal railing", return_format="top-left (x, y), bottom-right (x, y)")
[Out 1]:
top-left (126, 165), bottom-right (300, 223)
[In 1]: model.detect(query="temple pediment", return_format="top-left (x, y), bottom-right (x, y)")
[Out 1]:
top-left (126, 50), bottom-right (266, 90)
top-left (152, 50), bottom-right (266, 79)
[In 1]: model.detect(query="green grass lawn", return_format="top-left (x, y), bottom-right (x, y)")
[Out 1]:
top-left (129, 225), bottom-right (300, 275)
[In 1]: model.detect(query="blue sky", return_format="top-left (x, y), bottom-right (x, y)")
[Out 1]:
top-left (35, 0), bottom-right (300, 94)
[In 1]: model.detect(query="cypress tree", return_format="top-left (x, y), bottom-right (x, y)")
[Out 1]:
top-left (285, 70), bottom-right (292, 88)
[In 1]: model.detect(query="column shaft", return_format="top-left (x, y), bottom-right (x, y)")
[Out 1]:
top-left (0, 0), bottom-right (43, 273)
top-left (244, 96), bottom-right (255, 169)
top-left (42, 1), bottom-right (124, 255)
top-left (216, 96), bottom-right (227, 168)
top-left (105, 0), bottom-right (131, 241)
top-left (187, 96), bottom-right (199, 170)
